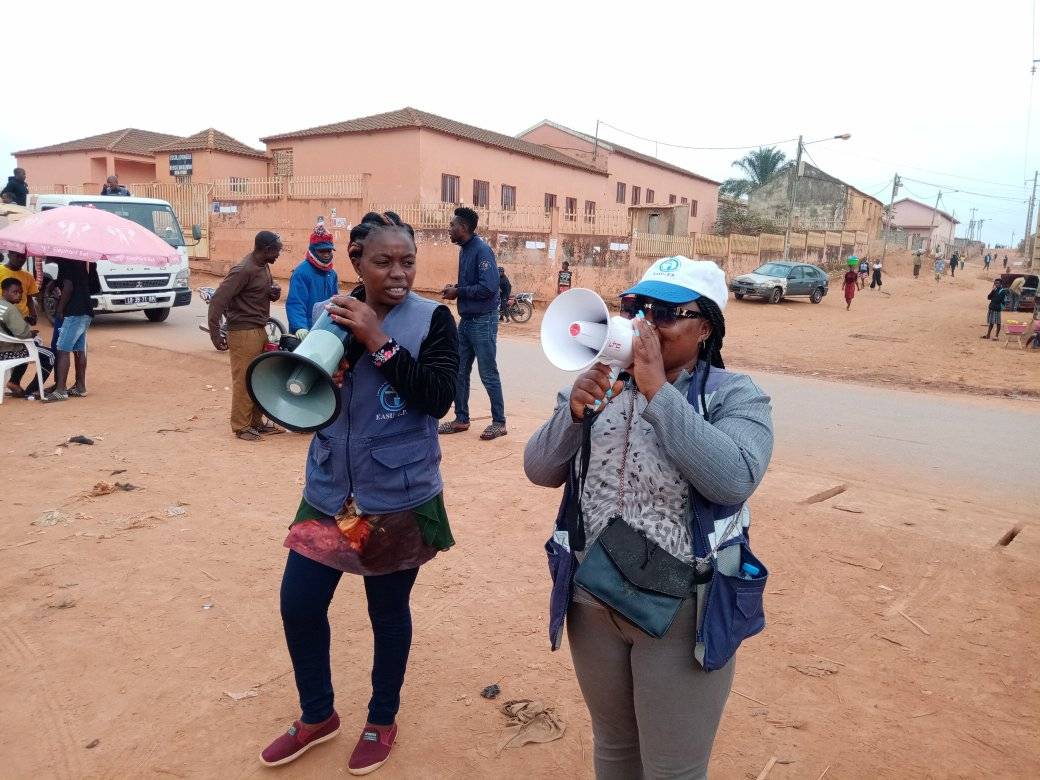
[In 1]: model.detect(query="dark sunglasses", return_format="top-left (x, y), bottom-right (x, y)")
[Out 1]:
top-left (619, 296), bottom-right (704, 327)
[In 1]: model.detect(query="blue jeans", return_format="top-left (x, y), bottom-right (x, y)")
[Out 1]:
top-left (280, 551), bottom-right (419, 725)
top-left (454, 311), bottom-right (506, 425)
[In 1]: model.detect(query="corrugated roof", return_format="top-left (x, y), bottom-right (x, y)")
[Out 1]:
top-left (261, 108), bottom-right (605, 174)
top-left (16, 128), bottom-right (183, 157)
top-left (517, 120), bottom-right (721, 185)
top-left (152, 128), bottom-right (267, 158)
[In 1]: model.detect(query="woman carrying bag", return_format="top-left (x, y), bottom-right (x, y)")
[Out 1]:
top-left (525, 257), bottom-right (774, 779)
top-left (259, 212), bottom-right (459, 775)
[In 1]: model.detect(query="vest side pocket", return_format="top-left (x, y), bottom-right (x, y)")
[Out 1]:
top-left (304, 435), bottom-right (348, 513)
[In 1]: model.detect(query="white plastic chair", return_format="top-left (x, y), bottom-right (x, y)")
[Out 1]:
top-left (0, 332), bottom-right (45, 404)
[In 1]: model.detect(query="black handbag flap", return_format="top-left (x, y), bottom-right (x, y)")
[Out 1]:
top-left (598, 518), bottom-right (695, 598)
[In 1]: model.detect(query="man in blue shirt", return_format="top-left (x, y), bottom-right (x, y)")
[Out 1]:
top-left (286, 222), bottom-right (339, 338)
top-left (439, 207), bottom-right (507, 440)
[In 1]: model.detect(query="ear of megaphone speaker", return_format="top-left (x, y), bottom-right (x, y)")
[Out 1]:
top-left (540, 288), bottom-right (633, 372)
top-left (246, 310), bottom-right (349, 432)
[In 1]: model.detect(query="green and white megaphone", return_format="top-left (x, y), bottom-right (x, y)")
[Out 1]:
top-left (246, 310), bottom-right (349, 432)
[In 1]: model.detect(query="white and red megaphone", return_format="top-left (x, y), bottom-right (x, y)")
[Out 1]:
top-left (540, 288), bottom-right (633, 372)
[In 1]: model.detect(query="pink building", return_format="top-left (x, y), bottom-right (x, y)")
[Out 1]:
top-left (890, 197), bottom-right (959, 253)
top-left (151, 129), bottom-right (269, 183)
top-left (518, 120), bottom-right (720, 233)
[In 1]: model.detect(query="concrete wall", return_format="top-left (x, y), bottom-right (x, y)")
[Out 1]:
top-left (891, 200), bottom-right (957, 252)
top-left (17, 151), bottom-right (98, 189)
top-left (154, 150), bottom-right (269, 184)
top-left (520, 124), bottom-right (719, 233)
top-left (113, 159), bottom-right (157, 185)
top-left (845, 190), bottom-right (884, 236)
top-left (266, 128), bottom-right (422, 204)
top-left (748, 167), bottom-right (849, 229)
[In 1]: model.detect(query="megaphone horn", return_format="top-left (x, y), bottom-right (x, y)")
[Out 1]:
top-left (246, 310), bottom-right (349, 432)
top-left (540, 288), bottom-right (633, 372)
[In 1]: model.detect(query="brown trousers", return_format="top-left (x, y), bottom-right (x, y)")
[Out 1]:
top-left (228, 327), bottom-right (268, 433)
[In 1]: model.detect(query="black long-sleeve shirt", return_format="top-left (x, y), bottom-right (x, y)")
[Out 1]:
top-left (341, 289), bottom-right (459, 419)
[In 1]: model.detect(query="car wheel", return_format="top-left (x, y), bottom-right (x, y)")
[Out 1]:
top-left (734, 292), bottom-right (745, 300)
top-left (144, 307), bottom-right (171, 323)
top-left (769, 287), bottom-right (784, 304)
top-left (810, 288), bottom-right (824, 304)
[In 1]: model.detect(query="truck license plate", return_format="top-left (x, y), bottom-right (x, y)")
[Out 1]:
top-left (124, 295), bottom-right (158, 305)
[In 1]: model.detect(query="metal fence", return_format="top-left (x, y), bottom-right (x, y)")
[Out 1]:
top-left (559, 209), bottom-right (629, 236)
top-left (209, 177), bottom-right (283, 200)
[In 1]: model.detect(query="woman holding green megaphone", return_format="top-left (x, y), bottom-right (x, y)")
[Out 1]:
top-left (258, 211), bottom-right (460, 775)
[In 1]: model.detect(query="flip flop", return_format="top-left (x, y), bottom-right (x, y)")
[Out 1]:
top-left (480, 424), bottom-right (508, 441)
top-left (437, 420), bottom-right (470, 434)
top-left (68, 388), bottom-right (88, 398)
top-left (236, 428), bottom-right (263, 441)
top-left (257, 423), bottom-right (286, 435)
top-left (43, 390), bottom-right (69, 403)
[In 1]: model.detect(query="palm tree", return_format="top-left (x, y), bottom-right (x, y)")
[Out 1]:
top-left (720, 146), bottom-right (787, 200)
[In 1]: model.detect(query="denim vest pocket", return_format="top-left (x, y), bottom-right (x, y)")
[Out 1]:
top-left (304, 435), bottom-right (348, 514)
top-left (355, 432), bottom-right (434, 511)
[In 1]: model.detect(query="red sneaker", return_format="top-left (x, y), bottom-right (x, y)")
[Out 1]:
top-left (347, 723), bottom-right (398, 776)
top-left (260, 712), bottom-right (340, 767)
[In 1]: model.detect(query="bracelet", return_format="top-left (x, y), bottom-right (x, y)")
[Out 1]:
top-left (371, 339), bottom-right (400, 367)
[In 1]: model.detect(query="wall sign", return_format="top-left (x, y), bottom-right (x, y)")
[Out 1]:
top-left (169, 153), bottom-right (193, 176)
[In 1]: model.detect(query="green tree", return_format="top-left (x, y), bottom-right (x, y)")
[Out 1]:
top-left (720, 146), bottom-right (787, 200)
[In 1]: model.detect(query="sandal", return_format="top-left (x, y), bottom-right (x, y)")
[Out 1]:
top-left (257, 422), bottom-right (286, 435)
top-left (68, 387), bottom-right (88, 398)
top-left (480, 424), bottom-right (508, 441)
top-left (42, 390), bottom-right (69, 403)
top-left (437, 420), bottom-right (470, 435)
top-left (236, 427), bottom-right (262, 441)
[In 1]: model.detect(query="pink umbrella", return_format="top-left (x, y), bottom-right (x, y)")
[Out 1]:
top-left (0, 205), bottom-right (179, 268)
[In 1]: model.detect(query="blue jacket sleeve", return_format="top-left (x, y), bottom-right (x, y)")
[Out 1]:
top-left (285, 264), bottom-right (312, 333)
top-left (458, 243), bottom-right (498, 303)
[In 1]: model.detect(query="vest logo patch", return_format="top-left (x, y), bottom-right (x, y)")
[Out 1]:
top-left (376, 382), bottom-right (407, 421)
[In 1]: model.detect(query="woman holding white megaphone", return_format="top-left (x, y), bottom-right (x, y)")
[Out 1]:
top-left (525, 256), bottom-right (774, 779)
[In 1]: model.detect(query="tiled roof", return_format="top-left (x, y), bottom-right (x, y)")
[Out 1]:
top-left (16, 128), bottom-right (183, 157)
top-left (152, 128), bottom-right (267, 158)
top-left (517, 120), bottom-right (721, 185)
top-left (261, 108), bottom-right (605, 174)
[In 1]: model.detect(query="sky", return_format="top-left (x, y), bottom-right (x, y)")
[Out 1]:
top-left (4, 0), bottom-right (1038, 247)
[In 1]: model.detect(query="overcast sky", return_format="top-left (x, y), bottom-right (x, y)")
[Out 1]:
top-left (4, 1), bottom-right (1038, 247)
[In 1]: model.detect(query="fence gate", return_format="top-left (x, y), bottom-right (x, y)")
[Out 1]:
top-left (129, 182), bottom-right (212, 259)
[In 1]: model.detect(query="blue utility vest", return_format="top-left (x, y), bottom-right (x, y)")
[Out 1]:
top-left (303, 292), bottom-right (442, 516)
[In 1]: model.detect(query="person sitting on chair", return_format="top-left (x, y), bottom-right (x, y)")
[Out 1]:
top-left (0, 277), bottom-right (54, 398)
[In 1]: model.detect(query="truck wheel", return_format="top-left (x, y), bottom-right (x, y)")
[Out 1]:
top-left (810, 288), bottom-right (825, 304)
top-left (145, 307), bottom-right (171, 323)
top-left (769, 287), bottom-right (784, 304)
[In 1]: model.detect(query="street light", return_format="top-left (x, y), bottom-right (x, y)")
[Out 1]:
top-left (783, 133), bottom-right (853, 256)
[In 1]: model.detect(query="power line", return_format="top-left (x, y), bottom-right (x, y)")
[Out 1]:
top-left (811, 144), bottom-right (1027, 190)
top-left (900, 176), bottom-right (1028, 203)
top-left (597, 120), bottom-right (799, 152)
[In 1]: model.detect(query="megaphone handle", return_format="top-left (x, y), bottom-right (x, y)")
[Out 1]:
top-left (591, 365), bottom-right (619, 411)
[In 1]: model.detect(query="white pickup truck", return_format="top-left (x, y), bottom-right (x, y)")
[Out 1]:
top-left (28, 193), bottom-right (201, 323)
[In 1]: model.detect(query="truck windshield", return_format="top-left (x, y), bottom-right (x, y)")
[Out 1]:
top-left (70, 200), bottom-right (186, 247)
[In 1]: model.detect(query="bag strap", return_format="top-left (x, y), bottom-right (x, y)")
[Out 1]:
top-left (563, 409), bottom-right (596, 551)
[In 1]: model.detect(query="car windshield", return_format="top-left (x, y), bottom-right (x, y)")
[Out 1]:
top-left (70, 200), bottom-right (186, 247)
top-left (754, 263), bottom-right (792, 277)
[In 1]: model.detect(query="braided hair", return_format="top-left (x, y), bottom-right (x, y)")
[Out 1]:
top-left (347, 211), bottom-right (415, 261)
top-left (694, 297), bottom-right (726, 419)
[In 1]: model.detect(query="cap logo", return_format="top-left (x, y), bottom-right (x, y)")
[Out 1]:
top-left (657, 257), bottom-right (681, 272)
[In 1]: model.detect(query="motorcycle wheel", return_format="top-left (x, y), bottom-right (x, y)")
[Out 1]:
top-left (511, 301), bottom-right (534, 323)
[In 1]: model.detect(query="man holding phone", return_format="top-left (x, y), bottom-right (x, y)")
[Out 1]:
top-left (207, 230), bottom-right (284, 441)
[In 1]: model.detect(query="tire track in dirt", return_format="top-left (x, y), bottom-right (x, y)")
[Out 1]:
top-left (0, 622), bottom-right (82, 779)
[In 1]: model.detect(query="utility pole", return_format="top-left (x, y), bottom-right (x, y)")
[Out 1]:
top-left (782, 135), bottom-right (803, 257)
top-left (592, 119), bottom-right (601, 162)
top-left (1025, 170), bottom-right (1038, 260)
top-left (928, 191), bottom-right (942, 254)
top-left (881, 173), bottom-right (901, 262)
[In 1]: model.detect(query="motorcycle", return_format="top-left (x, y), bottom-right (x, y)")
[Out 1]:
top-left (500, 292), bottom-right (534, 323)
top-left (197, 286), bottom-right (288, 349)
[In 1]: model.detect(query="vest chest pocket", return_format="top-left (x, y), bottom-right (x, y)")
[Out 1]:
top-left (304, 435), bottom-right (349, 512)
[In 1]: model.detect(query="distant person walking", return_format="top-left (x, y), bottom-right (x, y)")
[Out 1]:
top-left (870, 259), bottom-right (883, 290)
top-left (99, 175), bottom-right (131, 196)
top-left (438, 207), bottom-right (507, 441)
top-left (1, 168), bottom-right (28, 206)
top-left (912, 251), bottom-right (923, 278)
top-left (557, 260), bottom-right (573, 295)
top-left (207, 231), bottom-right (284, 441)
top-left (843, 265), bottom-right (858, 310)
top-left (1003, 255), bottom-right (1009, 270)
top-left (933, 255), bottom-right (945, 282)
top-left (984, 253), bottom-right (992, 270)
top-left (857, 257), bottom-right (869, 289)
top-left (949, 253), bottom-right (958, 277)
top-left (1007, 275), bottom-right (1025, 313)
top-left (983, 279), bottom-right (1008, 340)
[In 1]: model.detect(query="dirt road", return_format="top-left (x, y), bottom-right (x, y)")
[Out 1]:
top-left (1, 263), bottom-right (1038, 779)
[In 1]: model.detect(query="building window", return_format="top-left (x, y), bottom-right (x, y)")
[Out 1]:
top-left (584, 200), bottom-right (596, 223)
top-left (473, 180), bottom-right (489, 208)
top-left (669, 194), bottom-right (677, 204)
top-left (680, 196), bottom-right (688, 205)
top-left (230, 176), bottom-right (247, 194)
top-left (632, 186), bottom-right (641, 206)
top-left (272, 149), bottom-right (293, 177)
top-left (441, 174), bottom-right (460, 204)
top-left (501, 184), bottom-right (516, 211)
top-left (690, 200), bottom-right (698, 217)
top-left (616, 182), bottom-right (626, 203)
top-left (544, 193), bottom-right (557, 212)
top-left (565, 197), bottom-right (578, 221)
top-left (647, 189), bottom-right (655, 204)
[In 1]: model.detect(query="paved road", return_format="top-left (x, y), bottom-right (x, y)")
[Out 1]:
top-left (89, 298), bottom-right (1040, 506)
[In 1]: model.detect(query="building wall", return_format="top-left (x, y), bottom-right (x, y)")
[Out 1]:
top-left (266, 128), bottom-right (422, 204)
top-left (154, 150), bottom-right (269, 184)
top-left (520, 124), bottom-right (719, 232)
top-left (415, 129), bottom-right (609, 211)
top-left (17, 151), bottom-right (98, 189)
top-left (114, 159), bottom-right (157, 184)
top-left (845, 191), bottom-right (884, 236)
top-left (891, 200), bottom-right (957, 252)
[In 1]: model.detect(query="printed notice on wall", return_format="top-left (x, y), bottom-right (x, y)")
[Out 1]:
top-left (219, 204), bottom-right (238, 214)
top-left (548, 238), bottom-right (558, 260)
top-left (525, 240), bottom-right (546, 250)
top-left (332, 217), bottom-right (348, 229)
top-left (609, 242), bottom-right (629, 251)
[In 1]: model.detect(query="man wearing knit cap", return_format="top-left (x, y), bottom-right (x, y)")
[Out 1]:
top-left (286, 220), bottom-right (339, 339)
